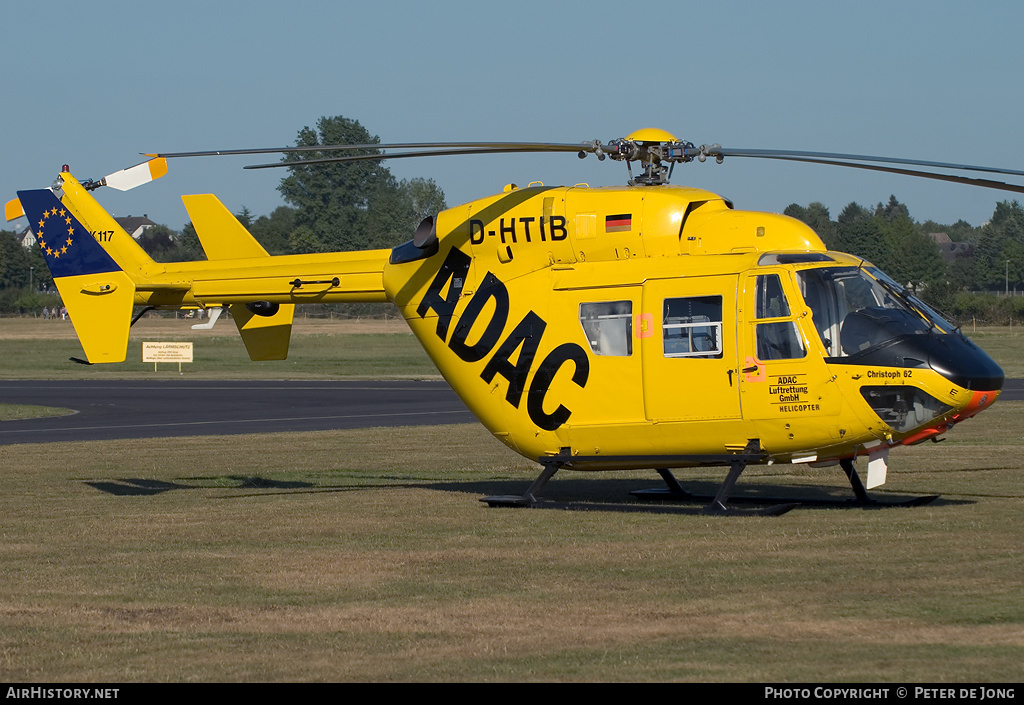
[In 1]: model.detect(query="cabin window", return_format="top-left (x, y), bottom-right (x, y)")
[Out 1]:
top-left (579, 301), bottom-right (633, 356)
top-left (662, 296), bottom-right (723, 358)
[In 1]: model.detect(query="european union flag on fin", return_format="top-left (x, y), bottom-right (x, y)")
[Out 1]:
top-left (16, 189), bottom-right (121, 279)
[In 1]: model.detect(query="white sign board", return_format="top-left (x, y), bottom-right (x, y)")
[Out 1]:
top-left (143, 342), bottom-right (194, 362)
top-left (143, 342), bottom-right (193, 371)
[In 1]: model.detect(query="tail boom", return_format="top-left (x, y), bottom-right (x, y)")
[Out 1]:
top-left (20, 169), bottom-right (390, 364)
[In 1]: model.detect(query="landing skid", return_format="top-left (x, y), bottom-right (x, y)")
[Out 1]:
top-left (481, 462), bottom-right (560, 508)
top-left (481, 441), bottom-right (801, 515)
top-left (630, 458), bottom-right (939, 509)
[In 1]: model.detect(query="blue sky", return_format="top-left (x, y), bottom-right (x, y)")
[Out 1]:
top-left (4, 0), bottom-right (1024, 231)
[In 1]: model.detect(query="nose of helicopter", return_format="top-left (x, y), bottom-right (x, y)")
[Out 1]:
top-left (856, 330), bottom-right (1003, 446)
top-left (924, 331), bottom-right (1004, 394)
top-left (906, 333), bottom-right (1002, 443)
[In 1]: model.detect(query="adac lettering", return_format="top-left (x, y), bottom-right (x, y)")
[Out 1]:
top-left (419, 247), bottom-right (589, 431)
top-left (469, 216), bottom-right (568, 246)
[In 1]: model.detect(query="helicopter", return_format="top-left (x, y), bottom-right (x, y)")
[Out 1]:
top-left (6, 128), bottom-right (1012, 514)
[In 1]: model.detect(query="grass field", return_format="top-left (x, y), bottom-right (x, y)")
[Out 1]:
top-left (0, 317), bottom-right (1021, 682)
top-left (0, 316), bottom-right (436, 379)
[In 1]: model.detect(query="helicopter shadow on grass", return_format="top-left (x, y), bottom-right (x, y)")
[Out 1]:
top-left (82, 473), bottom-right (974, 514)
top-left (420, 475), bottom-right (975, 514)
top-left (85, 476), bottom-right (316, 496)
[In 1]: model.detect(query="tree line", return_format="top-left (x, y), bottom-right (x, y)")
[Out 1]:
top-left (784, 195), bottom-right (1024, 323)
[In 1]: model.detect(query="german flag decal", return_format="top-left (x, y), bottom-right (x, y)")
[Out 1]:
top-left (605, 213), bottom-right (632, 233)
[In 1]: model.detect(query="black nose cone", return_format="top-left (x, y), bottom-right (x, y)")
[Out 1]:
top-left (927, 334), bottom-right (1003, 391)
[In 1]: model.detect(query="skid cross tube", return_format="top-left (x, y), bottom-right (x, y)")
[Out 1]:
top-left (840, 457), bottom-right (872, 504)
top-left (638, 456), bottom-right (938, 509)
top-left (482, 442), bottom-right (769, 511)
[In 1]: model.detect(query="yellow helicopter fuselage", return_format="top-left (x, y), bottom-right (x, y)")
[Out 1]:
top-left (383, 183), bottom-right (1000, 469)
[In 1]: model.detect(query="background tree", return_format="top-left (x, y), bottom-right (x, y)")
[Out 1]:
top-left (875, 194), bottom-right (910, 223)
top-left (175, 222), bottom-right (206, 262)
top-left (0, 229), bottom-right (60, 313)
top-left (871, 195), bottom-right (943, 290)
top-left (248, 206), bottom-right (296, 255)
top-left (920, 218), bottom-right (981, 245)
top-left (833, 203), bottom-right (892, 267)
top-left (405, 177), bottom-right (449, 225)
top-left (278, 116), bottom-right (445, 251)
top-left (885, 219), bottom-right (944, 292)
top-left (975, 200), bottom-right (1024, 291)
top-left (837, 201), bottom-right (872, 225)
top-left (137, 225), bottom-right (183, 261)
top-left (0, 230), bottom-right (33, 288)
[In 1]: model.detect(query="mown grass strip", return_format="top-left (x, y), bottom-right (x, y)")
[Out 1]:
top-left (0, 402), bottom-right (1020, 681)
top-left (0, 403), bottom-right (73, 420)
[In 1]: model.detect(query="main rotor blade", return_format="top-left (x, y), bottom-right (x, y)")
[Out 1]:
top-left (243, 145), bottom-right (590, 170)
top-left (714, 148), bottom-right (1024, 179)
top-left (740, 154), bottom-right (1024, 195)
top-left (149, 141), bottom-right (592, 159)
top-left (147, 137), bottom-right (1024, 194)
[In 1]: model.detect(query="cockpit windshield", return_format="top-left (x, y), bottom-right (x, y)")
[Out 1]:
top-left (795, 266), bottom-right (954, 358)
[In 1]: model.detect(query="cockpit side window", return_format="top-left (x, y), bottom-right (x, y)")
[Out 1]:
top-left (753, 274), bottom-right (805, 360)
top-left (755, 274), bottom-right (791, 319)
top-left (796, 266), bottom-right (941, 358)
top-left (797, 269), bottom-right (843, 356)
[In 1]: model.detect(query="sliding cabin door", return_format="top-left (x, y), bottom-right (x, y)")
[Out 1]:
top-left (641, 275), bottom-right (741, 422)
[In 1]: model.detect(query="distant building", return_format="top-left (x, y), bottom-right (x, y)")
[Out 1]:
top-left (928, 232), bottom-right (974, 261)
top-left (16, 224), bottom-right (35, 249)
top-left (113, 215), bottom-right (158, 240)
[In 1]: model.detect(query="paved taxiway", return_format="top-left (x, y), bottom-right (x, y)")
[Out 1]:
top-left (0, 379), bottom-right (1018, 446)
top-left (0, 380), bottom-right (475, 445)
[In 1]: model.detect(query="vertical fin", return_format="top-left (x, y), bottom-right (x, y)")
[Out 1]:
top-left (17, 188), bottom-right (135, 363)
top-left (182, 193), bottom-right (294, 360)
top-left (182, 194), bottom-right (270, 259)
